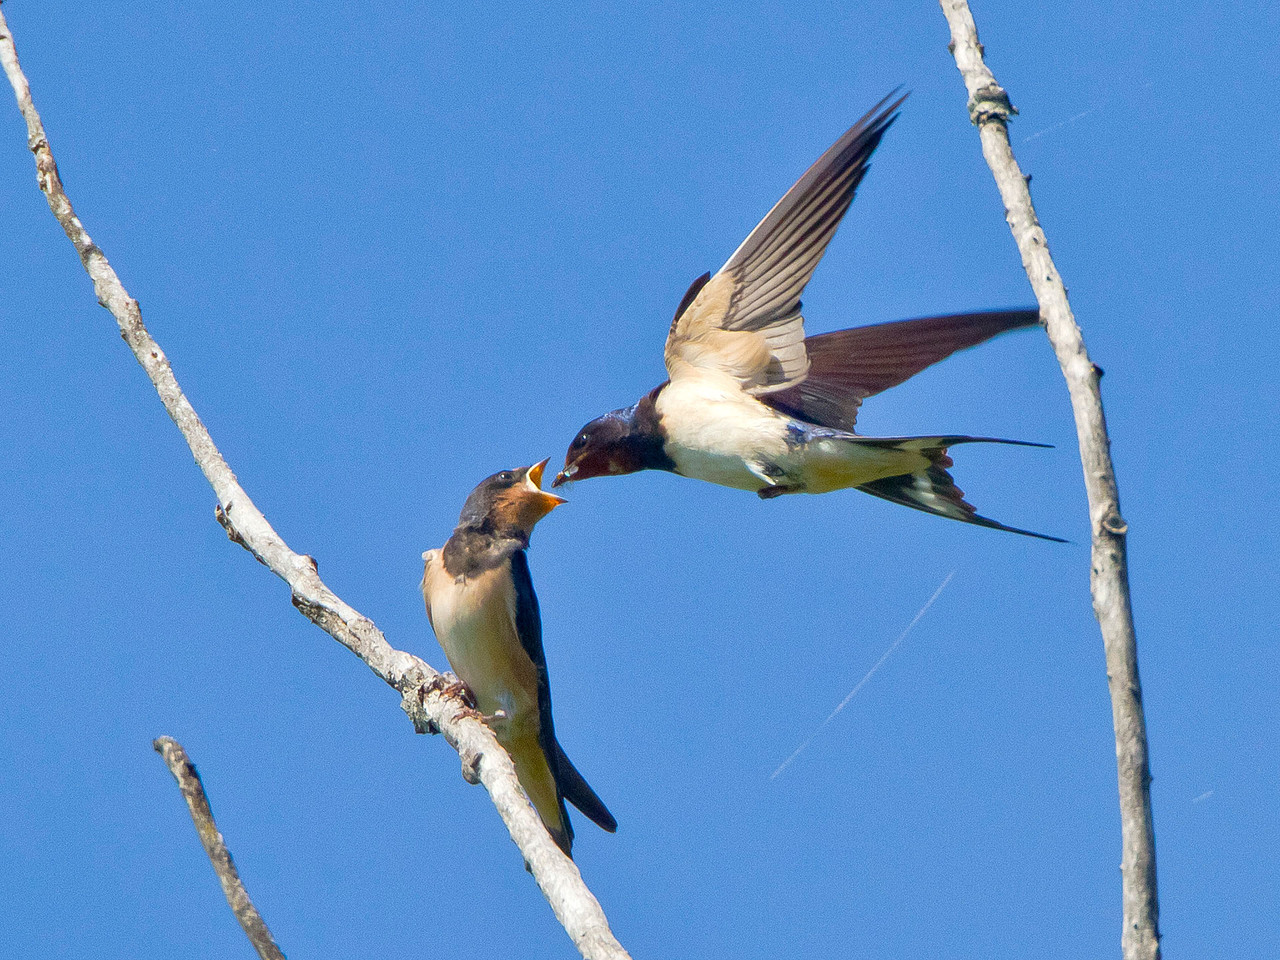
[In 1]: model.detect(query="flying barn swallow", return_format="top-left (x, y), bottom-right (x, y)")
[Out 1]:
top-left (421, 460), bottom-right (617, 856)
top-left (554, 93), bottom-right (1061, 540)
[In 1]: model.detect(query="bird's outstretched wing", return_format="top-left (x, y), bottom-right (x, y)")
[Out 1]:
top-left (664, 92), bottom-right (906, 391)
top-left (761, 309), bottom-right (1041, 432)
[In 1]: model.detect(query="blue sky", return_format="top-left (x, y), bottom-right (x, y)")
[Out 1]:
top-left (1, 2), bottom-right (1276, 957)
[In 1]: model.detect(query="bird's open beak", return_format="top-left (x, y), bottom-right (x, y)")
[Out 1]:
top-left (525, 458), bottom-right (568, 510)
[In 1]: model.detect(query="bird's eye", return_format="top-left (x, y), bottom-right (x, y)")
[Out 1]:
top-left (498, 471), bottom-right (514, 483)
top-left (573, 433), bottom-right (588, 449)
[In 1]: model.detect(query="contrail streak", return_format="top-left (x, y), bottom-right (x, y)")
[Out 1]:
top-left (1021, 81), bottom-right (1155, 144)
top-left (770, 570), bottom-right (956, 781)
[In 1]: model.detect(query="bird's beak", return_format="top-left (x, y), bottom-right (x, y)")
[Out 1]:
top-left (551, 463), bottom-right (577, 488)
top-left (524, 458), bottom-right (568, 510)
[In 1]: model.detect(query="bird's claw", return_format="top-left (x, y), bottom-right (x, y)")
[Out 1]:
top-left (428, 675), bottom-right (482, 722)
top-left (440, 679), bottom-right (477, 710)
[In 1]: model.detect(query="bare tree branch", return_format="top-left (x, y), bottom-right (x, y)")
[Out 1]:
top-left (0, 10), bottom-right (629, 958)
top-left (153, 737), bottom-right (288, 960)
top-left (936, 4), bottom-right (1160, 959)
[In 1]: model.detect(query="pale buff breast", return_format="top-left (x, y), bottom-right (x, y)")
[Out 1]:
top-left (421, 552), bottom-right (540, 725)
top-left (421, 551), bottom-right (566, 843)
top-left (656, 369), bottom-right (792, 490)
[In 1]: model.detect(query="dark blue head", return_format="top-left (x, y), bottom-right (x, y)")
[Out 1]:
top-left (553, 387), bottom-right (675, 486)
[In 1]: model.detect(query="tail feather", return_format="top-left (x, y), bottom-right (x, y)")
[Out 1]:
top-left (509, 735), bottom-right (578, 855)
top-left (855, 437), bottom-right (1065, 542)
top-left (555, 743), bottom-right (618, 834)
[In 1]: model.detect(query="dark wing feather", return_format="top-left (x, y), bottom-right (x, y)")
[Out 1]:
top-left (509, 551), bottom-right (616, 834)
top-left (509, 550), bottom-right (552, 731)
top-left (717, 91), bottom-right (906, 335)
top-left (762, 308), bottom-right (1041, 431)
top-left (669, 271), bottom-right (712, 330)
top-left (664, 93), bottom-right (905, 392)
top-left (507, 550), bottom-right (573, 848)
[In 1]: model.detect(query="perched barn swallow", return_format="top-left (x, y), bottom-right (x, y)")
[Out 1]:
top-left (421, 460), bottom-right (617, 856)
top-left (554, 93), bottom-right (1061, 540)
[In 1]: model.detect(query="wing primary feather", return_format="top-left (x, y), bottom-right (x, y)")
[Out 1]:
top-left (731, 166), bottom-right (860, 286)
top-left (732, 227), bottom-right (839, 320)
top-left (664, 91), bottom-right (907, 392)
top-left (718, 91), bottom-right (906, 321)
top-left (736, 211), bottom-right (845, 302)
top-left (761, 309), bottom-right (1040, 430)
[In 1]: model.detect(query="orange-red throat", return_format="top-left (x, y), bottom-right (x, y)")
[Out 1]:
top-left (492, 458), bottom-right (566, 534)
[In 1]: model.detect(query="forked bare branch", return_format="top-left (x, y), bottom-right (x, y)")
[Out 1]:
top-left (0, 10), bottom-right (628, 958)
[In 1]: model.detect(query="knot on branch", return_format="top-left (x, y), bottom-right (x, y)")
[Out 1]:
top-left (968, 83), bottom-right (1017, 126)
top-left (1101, 510), bottom-right (1129, 536)
top-left (216, 501), bottom-right (272, 569)
top-left (292, 553), bottom-right (319, 575)
top-left (33, 145), bottom-right (58, 180)
top-left (291, 593), bottom-right (341, 638)
top-left (460, 745), bottom-right (483, 785)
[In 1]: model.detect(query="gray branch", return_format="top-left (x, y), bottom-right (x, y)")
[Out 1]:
top-left (153, 737), bottom-right (288, 960)
top-left (0, 10), bottom-right (629, 959)
top-left (936, 3), bottom-right (1160, 959)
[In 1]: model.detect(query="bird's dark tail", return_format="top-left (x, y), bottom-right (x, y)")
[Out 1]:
top-left (855, 436), bottom-right (1065, 542)
top-left (555, 743), bottom-right (618, 834)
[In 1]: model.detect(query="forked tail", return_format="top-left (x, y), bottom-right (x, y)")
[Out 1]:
top-left (854, 436), bottom-right (1065, 541)
top-left (555, 742), bottom-right (618, 834)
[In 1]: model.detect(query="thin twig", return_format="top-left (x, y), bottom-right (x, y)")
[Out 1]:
top-left (0, 10), bottom-right (628, 959)
top-left (153, 737), bottom-right (287, 960)
top-left (936, 4), bottom-right (1160, 959)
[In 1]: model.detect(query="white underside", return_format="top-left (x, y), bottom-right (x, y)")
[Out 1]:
top-left (656, 372), bottom-right (925, 493)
